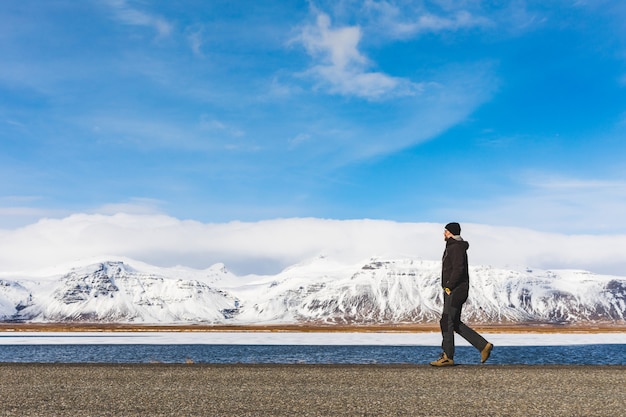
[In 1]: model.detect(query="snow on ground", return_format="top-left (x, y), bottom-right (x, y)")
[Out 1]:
top-left (0, 331), bottom-right (624, 346)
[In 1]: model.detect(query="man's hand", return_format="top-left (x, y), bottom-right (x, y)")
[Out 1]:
top-left (444, 287), bottom-right (451, 295)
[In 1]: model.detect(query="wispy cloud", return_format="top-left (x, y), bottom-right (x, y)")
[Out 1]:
top-left (83, 114), bottom-right (249, 152)
top-left (528, 177), bottom-right (626, 191)
top-left (92, 198), bottom-right (166, 216)
top-left (286, 4), bottom-right (496, 160)
top-left (186, 25), bottom-right (205, 57)
top-left (456, 173), bottom-right (626, 234)
top-left (199, 116), bottom-right (245, 138)
top-left (288, 133), bottom-right (312, 149)
top-left (364, 1), bottom-right (493, 38)
top-left (0, 206), bottom-right (70, 229)
top-left (0, 206), bottom-right (49, 217)
top-left (295, 12), bottom-right (420, 99)
top-left (104, 0), bottom-right (173, 38)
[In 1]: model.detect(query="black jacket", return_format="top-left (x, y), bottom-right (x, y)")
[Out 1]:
top-left (441, 238), bottom-right (470, 290)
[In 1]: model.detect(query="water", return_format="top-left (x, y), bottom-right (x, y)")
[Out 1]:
top-left (0, 344), bottom-right (624, 365)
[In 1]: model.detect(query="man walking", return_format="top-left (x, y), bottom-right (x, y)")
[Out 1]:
top-left (430, 222), bottom-right (493, 366)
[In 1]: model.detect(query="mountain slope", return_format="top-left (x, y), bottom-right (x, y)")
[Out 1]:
top-left (0, 257), bottom-right (624, 325)
top-left (231, 257), bottom-right (626, 324)
top-left (5, 261), bottom-right (239, 323)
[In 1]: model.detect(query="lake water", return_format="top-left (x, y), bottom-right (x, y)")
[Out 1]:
top-left (0, 344), bottom-right (624, 365)
top-left (0, 332), bottom-right (624, 365)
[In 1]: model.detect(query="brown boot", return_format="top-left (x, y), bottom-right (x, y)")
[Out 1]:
top-left (481, 342), bottom-right (494, 363)
top-left (430, 352), bottom-right (454, 367)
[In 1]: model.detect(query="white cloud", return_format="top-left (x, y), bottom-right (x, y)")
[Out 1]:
top-left (457, 174), bottom-right (626, 234)
top-left (0, 214), bottom-right (624, 277)
top-left (346, 62), bottom-right (497, 160)
top-left (368, 2), bottom-right (492, 38)
top-left (85, 114), bottom-right (249, 151)
top-left (288, 133), bottom-right (312, 148)
top-left (186, 25), bottom-right (205, 57)
top-left (411, 10), bottom-right (491, 32)
top-left (361, 0), bottom-right (493, 39)
top-left (302, 13), bottom-right (366, 69)
top-left (529, 177), bottom-right (626, 191)
top-left (105, 0), bottom-right (173, 38)
top-left (199, 116), bottom-right (245, 138)
top-left (296, 12), bottom-right (419, 99)
top-left (287, 6), bottom-right (496, 160)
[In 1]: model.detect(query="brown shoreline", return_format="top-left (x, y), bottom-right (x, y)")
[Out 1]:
top-left (1, 322), bottom-right (625, 333)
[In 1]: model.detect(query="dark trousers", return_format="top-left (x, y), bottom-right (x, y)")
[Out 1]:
top-left (440, 286), bottom-right (488, 359)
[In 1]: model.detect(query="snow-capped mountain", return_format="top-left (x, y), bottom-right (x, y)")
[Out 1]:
top-left (230, 257), bottom-right (626, 324)
top-left (1, 261), bottom-right (239, 323)
top-left (0, 257), bottom-right (624, 325)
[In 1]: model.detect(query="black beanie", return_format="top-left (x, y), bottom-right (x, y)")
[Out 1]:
top-left (445, 222), bottom-right (461, 236)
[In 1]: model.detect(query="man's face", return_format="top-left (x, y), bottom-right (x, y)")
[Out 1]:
top-left (443, 229), bottom-right (453, 241)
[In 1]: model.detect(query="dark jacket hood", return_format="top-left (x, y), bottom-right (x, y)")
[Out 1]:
top-left (446, 237), bottom-right (469, 250)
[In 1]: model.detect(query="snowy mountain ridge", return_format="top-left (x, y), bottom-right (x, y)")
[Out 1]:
top-left (1, 257), bottom-right (625, 325)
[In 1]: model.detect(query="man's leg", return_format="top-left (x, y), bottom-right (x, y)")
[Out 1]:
top-left (440, 293), bottom-right (458, 359)
top-left (455, 302), bottom-right (493, 363)
top-left (456, 321), bottom-right (489, 351)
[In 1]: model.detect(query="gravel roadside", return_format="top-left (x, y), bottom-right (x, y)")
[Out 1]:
top-left (0, 363), bottom-right (623, 416)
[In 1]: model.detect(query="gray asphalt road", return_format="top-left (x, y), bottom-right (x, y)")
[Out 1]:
top-left (0, 363), bottom-right (623, 416)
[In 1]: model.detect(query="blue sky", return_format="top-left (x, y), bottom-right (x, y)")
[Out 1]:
top-left (1, 0), bottom-right (626, 234)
